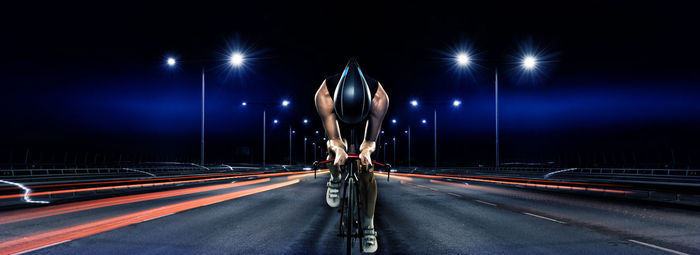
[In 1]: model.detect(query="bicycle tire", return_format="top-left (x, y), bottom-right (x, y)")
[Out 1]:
top-left (346, 177), bottom-right (354, 254)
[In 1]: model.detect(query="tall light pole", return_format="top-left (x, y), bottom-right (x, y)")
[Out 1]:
top-left (165, 53), bottom-right (245, 166)
top-left (392, 136), bottom-right (396, 166)
top-left (241, 100), bottom-right (289, 168)
top-left (411, 99), bottom-right (461, 170)
top-left (263, 107), bottom-right (266, 167)
top-left (406, 127), bottom-right (411, 168)
top-left (495, 68), bottom-right (499, 171)
top-left (200, 67), bottom-right (205, 166)
top-left (383, 142), bottom-right (388, 162)
top-left (454, 51), bottom-right (541, 171)
top-left (301, 118), bottom-right (310, 165)
top-left (289, 126), bottom-right (295, 165)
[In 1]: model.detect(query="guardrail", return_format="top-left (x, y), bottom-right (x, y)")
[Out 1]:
top-left (0, 163), bottom-right (306, 177)
top-left (391, 166), bottom-right (700, 178)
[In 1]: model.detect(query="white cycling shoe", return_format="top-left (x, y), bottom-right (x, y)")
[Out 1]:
top-left (326, 179), bottom-right (341, 208)
top-left (362, 228), bottom-right (378, 253)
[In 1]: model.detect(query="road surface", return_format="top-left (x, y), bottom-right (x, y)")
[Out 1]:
top-left (0, 171), bottom-right (698, 254)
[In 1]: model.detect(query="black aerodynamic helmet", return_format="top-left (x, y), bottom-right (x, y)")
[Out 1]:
top-left (333, 58), bottom-right (372, 124)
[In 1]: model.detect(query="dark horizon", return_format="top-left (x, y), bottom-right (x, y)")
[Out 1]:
top-left (2, 1), bottom-right (700, 168)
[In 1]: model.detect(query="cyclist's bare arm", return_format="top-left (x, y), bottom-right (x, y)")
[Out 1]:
top-left (315, 79), bottom-right (347, 165)
top-left (359, 82), bottom-right (389, 166)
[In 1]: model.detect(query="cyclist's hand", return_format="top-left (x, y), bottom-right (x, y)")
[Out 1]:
top-left (327, 139), bottom-right (348, 166)
top-left (359, 149), bottom-right (372, 167)
top-left (359, 141), bottom-right (376, 170)
top-left (334, 149), bottom-right (348, 166)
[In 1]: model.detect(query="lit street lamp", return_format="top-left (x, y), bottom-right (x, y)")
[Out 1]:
top-left (241, 100), bottom-right (289, 167)
top-left (165, 52), bottom-right (245, 166)
top-left (392, 137), bottom-right (396, 166)
top-left (410, 99), bottom-right (462, 170)
top-left (453, 50), bottom-right (543, 171)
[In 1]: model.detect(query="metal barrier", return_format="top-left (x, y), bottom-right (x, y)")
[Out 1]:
top-left (390, 166), bottom-right (700, 179)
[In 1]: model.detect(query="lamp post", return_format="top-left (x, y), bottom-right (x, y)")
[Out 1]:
top-left (302, 119), bottom-right (309, 165)
top-left (405, 127), bottom-right (411, 168)
top-left (241, 99), bottom-right (290, 167)
top-left (454, 51), bottom-right (541, 171)
top-left (392, 136), bottom-right (396, 166)
top-left (312, 142), bottom-right (316, 162)
top-left (165, 52), bottom-right (245, 166)
top-left (289, 126), bottom-right (294, 165)
top-left (410, 99), bottom-right (462, 170)
top-left (383, 142), bottom-right (388, 162)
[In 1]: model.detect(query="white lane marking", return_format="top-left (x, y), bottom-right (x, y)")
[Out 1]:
top-left (475, 200), bottom-right (497, 207)
top-left (447, 192), bottom-right (462, 197)
top-left (414, 184), bottom-right (438, 191)
top-left (141, 213), bottom-right (175, 222)
top-left (522, 212), bottom-right (566, 224)
top-left (628, 239), bottom-right (689, 255)
top-left (0, 179), bottom-right (49, 204)
top-left (15, 239), bottom-right (72, 254)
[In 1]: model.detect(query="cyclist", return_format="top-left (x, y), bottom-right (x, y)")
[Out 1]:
top-left (314, 58), bottom-right (389, 253)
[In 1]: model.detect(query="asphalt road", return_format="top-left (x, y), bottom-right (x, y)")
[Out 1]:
top-left (1, 171), bottom-right (698, 254)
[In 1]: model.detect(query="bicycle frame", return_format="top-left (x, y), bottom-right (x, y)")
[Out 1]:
top-left (312, 155), bottom-right (391, 254)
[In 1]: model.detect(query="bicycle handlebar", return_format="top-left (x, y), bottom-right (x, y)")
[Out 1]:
top-left (313, 154), bottom-right (392, 181)
top-left (316, 154), bottom-right (388, 167)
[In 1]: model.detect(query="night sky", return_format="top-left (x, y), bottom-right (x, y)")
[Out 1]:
top-left (2, 1), bottom-right (700, 168)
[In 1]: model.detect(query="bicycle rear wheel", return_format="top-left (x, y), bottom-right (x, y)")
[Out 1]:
top-left (346, 177), bottom-right (354, 253)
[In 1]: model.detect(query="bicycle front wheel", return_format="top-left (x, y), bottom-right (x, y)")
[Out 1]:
top-left (346, 177), bottom-right (354, 254)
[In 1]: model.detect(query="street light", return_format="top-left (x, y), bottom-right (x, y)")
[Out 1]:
top-left (409, 98), bottom-right (462, 170)
top-left (392, 137), bottom-right (396, 166)
top-left (522, 55), bottom-right (537, 70)
top-left (289, 126), bottom-right (295, 165)
top-left (404, 128), bottom-right (411, 168)
top-left (452, 48), bottom-right (545, 171)
top-left (282, 100), bottom-right (290, 107)
top-left (165, 53), bottom-right (244, 166)
top-left (312, 142), bottom-right (317, 162)
top-left (230, 52), bottom-right (244, 66)
top-left (383, 142), bottom-right (388, 162)
top-left (241, 100), bottom-right (288, 168)
top-left (410, 100), bottom-right (419, 107)
top-left (456, 52), bottom-right (470, 66)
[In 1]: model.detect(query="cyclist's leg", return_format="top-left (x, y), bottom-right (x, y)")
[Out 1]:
top-left (327, 149), bottom-right (341, 181)
top-left (354, 121), bottom-right (378, 252)
top-left (358, 167), bottom-right (377, 222)
top-left (326, 124), bottom-right (351, 208)
top-left (352, 120), bottom-right (377, 220)
top-left (359, 158), bottom-right (378, 253)
top-left (326, 143), bottom-right (342, 207)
